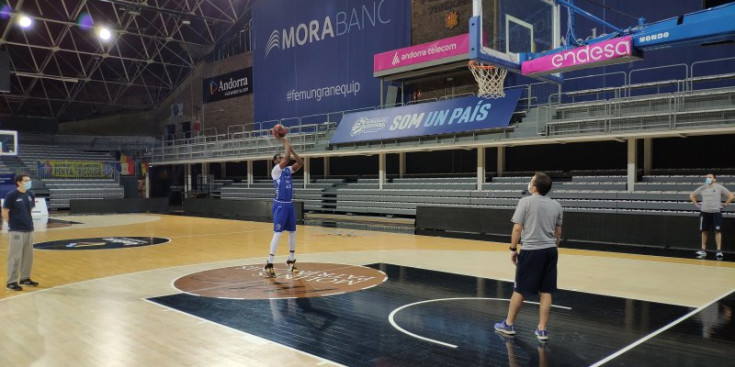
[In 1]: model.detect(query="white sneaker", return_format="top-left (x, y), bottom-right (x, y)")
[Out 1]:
top-left (696, 250), bottom-right (707, 258)
top-left (716, 251), bottom-right (724, 260)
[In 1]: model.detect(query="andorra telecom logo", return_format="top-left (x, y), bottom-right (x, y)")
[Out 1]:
top-left (391, 52), bottom-right (400, 66)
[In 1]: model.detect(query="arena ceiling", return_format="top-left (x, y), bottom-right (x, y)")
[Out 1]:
top-left (0, 0), bottom-right (251, 121)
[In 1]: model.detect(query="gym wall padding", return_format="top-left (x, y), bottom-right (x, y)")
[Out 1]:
top-left (416, 206), bottom-right (734, 251)
top-left (70, 198), bottom-right (169, 214)
top-left (183, 199), bottom-right (303, 223)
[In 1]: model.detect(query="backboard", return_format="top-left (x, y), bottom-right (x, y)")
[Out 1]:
top-left (0, 130), bottom-right (18, 156)
top-left (471, 0), bottom-right (560, 76)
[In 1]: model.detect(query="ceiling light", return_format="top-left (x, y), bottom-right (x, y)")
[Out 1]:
top-left (98, 27), bottom-right (112, 41)
top-left (18, 15), bottom-right (32, 29)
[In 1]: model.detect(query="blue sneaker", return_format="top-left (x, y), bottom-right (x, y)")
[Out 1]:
top-left (494, 320), bottom-right (516, 336)
top-left (535, 329), bottom-right (549, 341)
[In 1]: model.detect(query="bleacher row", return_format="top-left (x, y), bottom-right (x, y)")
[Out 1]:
top-left (18, 144), bottom-right (115, 161)
top-left (0, 144), bottom-right (125, 210)
top-left (149, 123), bottom-right (333, 162)
top-left (217, 175), bottom-right (735, 217)
top-left (546, 87), bottom-right (735, 136)
top-left (44, 179), bottom-right (125, 209)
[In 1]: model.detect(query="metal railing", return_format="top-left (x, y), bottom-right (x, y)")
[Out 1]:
top-left (545, 88), bottom-right (735, 136)
top-left (690, 56), bottom-right (735, 90)
top-left (547, 61), bottom-right (735, 108)
top-left (204, 106), bottom-right (380, 145)
top-left (547, 71), bottom-right (628, 104)
top-left (148, 122), bottom-right (335, 163)
top-left (406, 97), bottom-right (439, 105)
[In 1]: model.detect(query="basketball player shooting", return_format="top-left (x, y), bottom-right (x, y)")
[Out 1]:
top-left (264, 133), bottom-right (303, 277)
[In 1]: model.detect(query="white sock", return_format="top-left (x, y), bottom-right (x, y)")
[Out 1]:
top-left (288, 231), bottom-right (296, 261)
top-left (268, 232), bottom-right (282, 263)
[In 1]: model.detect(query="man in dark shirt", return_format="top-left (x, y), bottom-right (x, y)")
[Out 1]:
top-left (2, 173), bottom-right (38, 291)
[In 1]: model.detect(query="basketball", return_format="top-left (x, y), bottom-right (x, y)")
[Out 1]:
top-left (271, 124), bottom-right (288, 138)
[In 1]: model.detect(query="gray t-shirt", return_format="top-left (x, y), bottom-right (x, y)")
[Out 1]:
top-left (693, 183), bottom-right (731, 213)
top-left (511, 194), bottom-right (563, 250)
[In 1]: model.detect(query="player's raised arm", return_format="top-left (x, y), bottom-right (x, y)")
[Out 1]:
top-left (279, 137), bottom-right (291, 169)
top-left (289, 146), bottom-right (303, 173)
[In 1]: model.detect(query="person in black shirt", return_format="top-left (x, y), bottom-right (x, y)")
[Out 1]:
top-left (2, 173), bottom-right (38, 291)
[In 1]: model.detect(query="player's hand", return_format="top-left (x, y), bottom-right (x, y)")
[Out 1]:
top-left (511, 252), bottom-right (519, 266)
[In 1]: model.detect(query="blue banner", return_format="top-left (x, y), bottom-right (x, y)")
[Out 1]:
top-left (330, 90), bottom-right (522, 144)
top-left (253, 0), bottom-right (410, 123)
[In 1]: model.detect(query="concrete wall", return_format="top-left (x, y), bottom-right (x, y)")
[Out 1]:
top-left (410, 0), bottom-right (475, 100)
top-left (411, 0), bottom-right (471, 45)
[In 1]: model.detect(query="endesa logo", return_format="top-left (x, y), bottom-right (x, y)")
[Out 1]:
top-left (550, 37), bottom-right (631, 68)
top-left (522, 36), bottom-right (636, 76)
top-left (264, 0), bottom-right (392, 58)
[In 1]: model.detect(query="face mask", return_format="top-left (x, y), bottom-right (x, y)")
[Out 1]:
top-left (527, 181), bottom-right (533, 193)
top-left (705, 178), bottom-right (713, 185)
top-left (23, 181), bottom-right (32, 190)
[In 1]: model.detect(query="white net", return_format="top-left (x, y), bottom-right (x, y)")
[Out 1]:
top-left (468, 60), bottom-right (508, 99)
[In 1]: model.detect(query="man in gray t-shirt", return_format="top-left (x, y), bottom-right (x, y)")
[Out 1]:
top-left (495, 172), bottom-right (563, 342)
top-left (690, 173), bottom-right (733, 259)
top-left (511, 194), bottom-right (564, 251)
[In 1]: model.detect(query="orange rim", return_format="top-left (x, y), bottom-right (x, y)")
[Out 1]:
top-left (468, 60), bottom-right (497, 70)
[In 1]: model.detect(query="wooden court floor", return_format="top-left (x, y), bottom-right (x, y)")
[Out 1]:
top-left (1, 214), bottom-right (734, 366)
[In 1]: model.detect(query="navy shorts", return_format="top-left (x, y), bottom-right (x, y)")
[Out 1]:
top-left (514, 247), bottom-right (558, 296)
top-left (272, 201), bottom-right (296, 232)
top-left (699, 212), bottom-right (723, 232)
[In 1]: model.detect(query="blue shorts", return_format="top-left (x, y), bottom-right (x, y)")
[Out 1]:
top-left (700, 212), bottom-right (723, 232)
top-left (514, 247), bottom-right (558, 296)
top-left (272, 201), bottom-right (296, 232)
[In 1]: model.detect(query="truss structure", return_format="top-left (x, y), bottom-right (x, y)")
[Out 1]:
top-left (0, 0), bottom-right (251, 121)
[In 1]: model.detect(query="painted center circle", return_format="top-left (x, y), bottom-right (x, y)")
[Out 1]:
top-left (174, 262), bottom-right (388, 300)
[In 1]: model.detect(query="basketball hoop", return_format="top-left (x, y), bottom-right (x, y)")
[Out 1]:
top-left (468, 60), bottom-right (508, 99)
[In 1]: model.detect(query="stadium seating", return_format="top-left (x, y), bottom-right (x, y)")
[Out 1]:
top-left (7, 143), bottom-right (127, 209)
top-left (44, 179), bottom-right (125, 210)
top-left (216, 174), bottom-right (735, 219)
top-left (149, 123), bottom-right (334, 163)
top-left (545, 87), bottom-right (735, 136)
